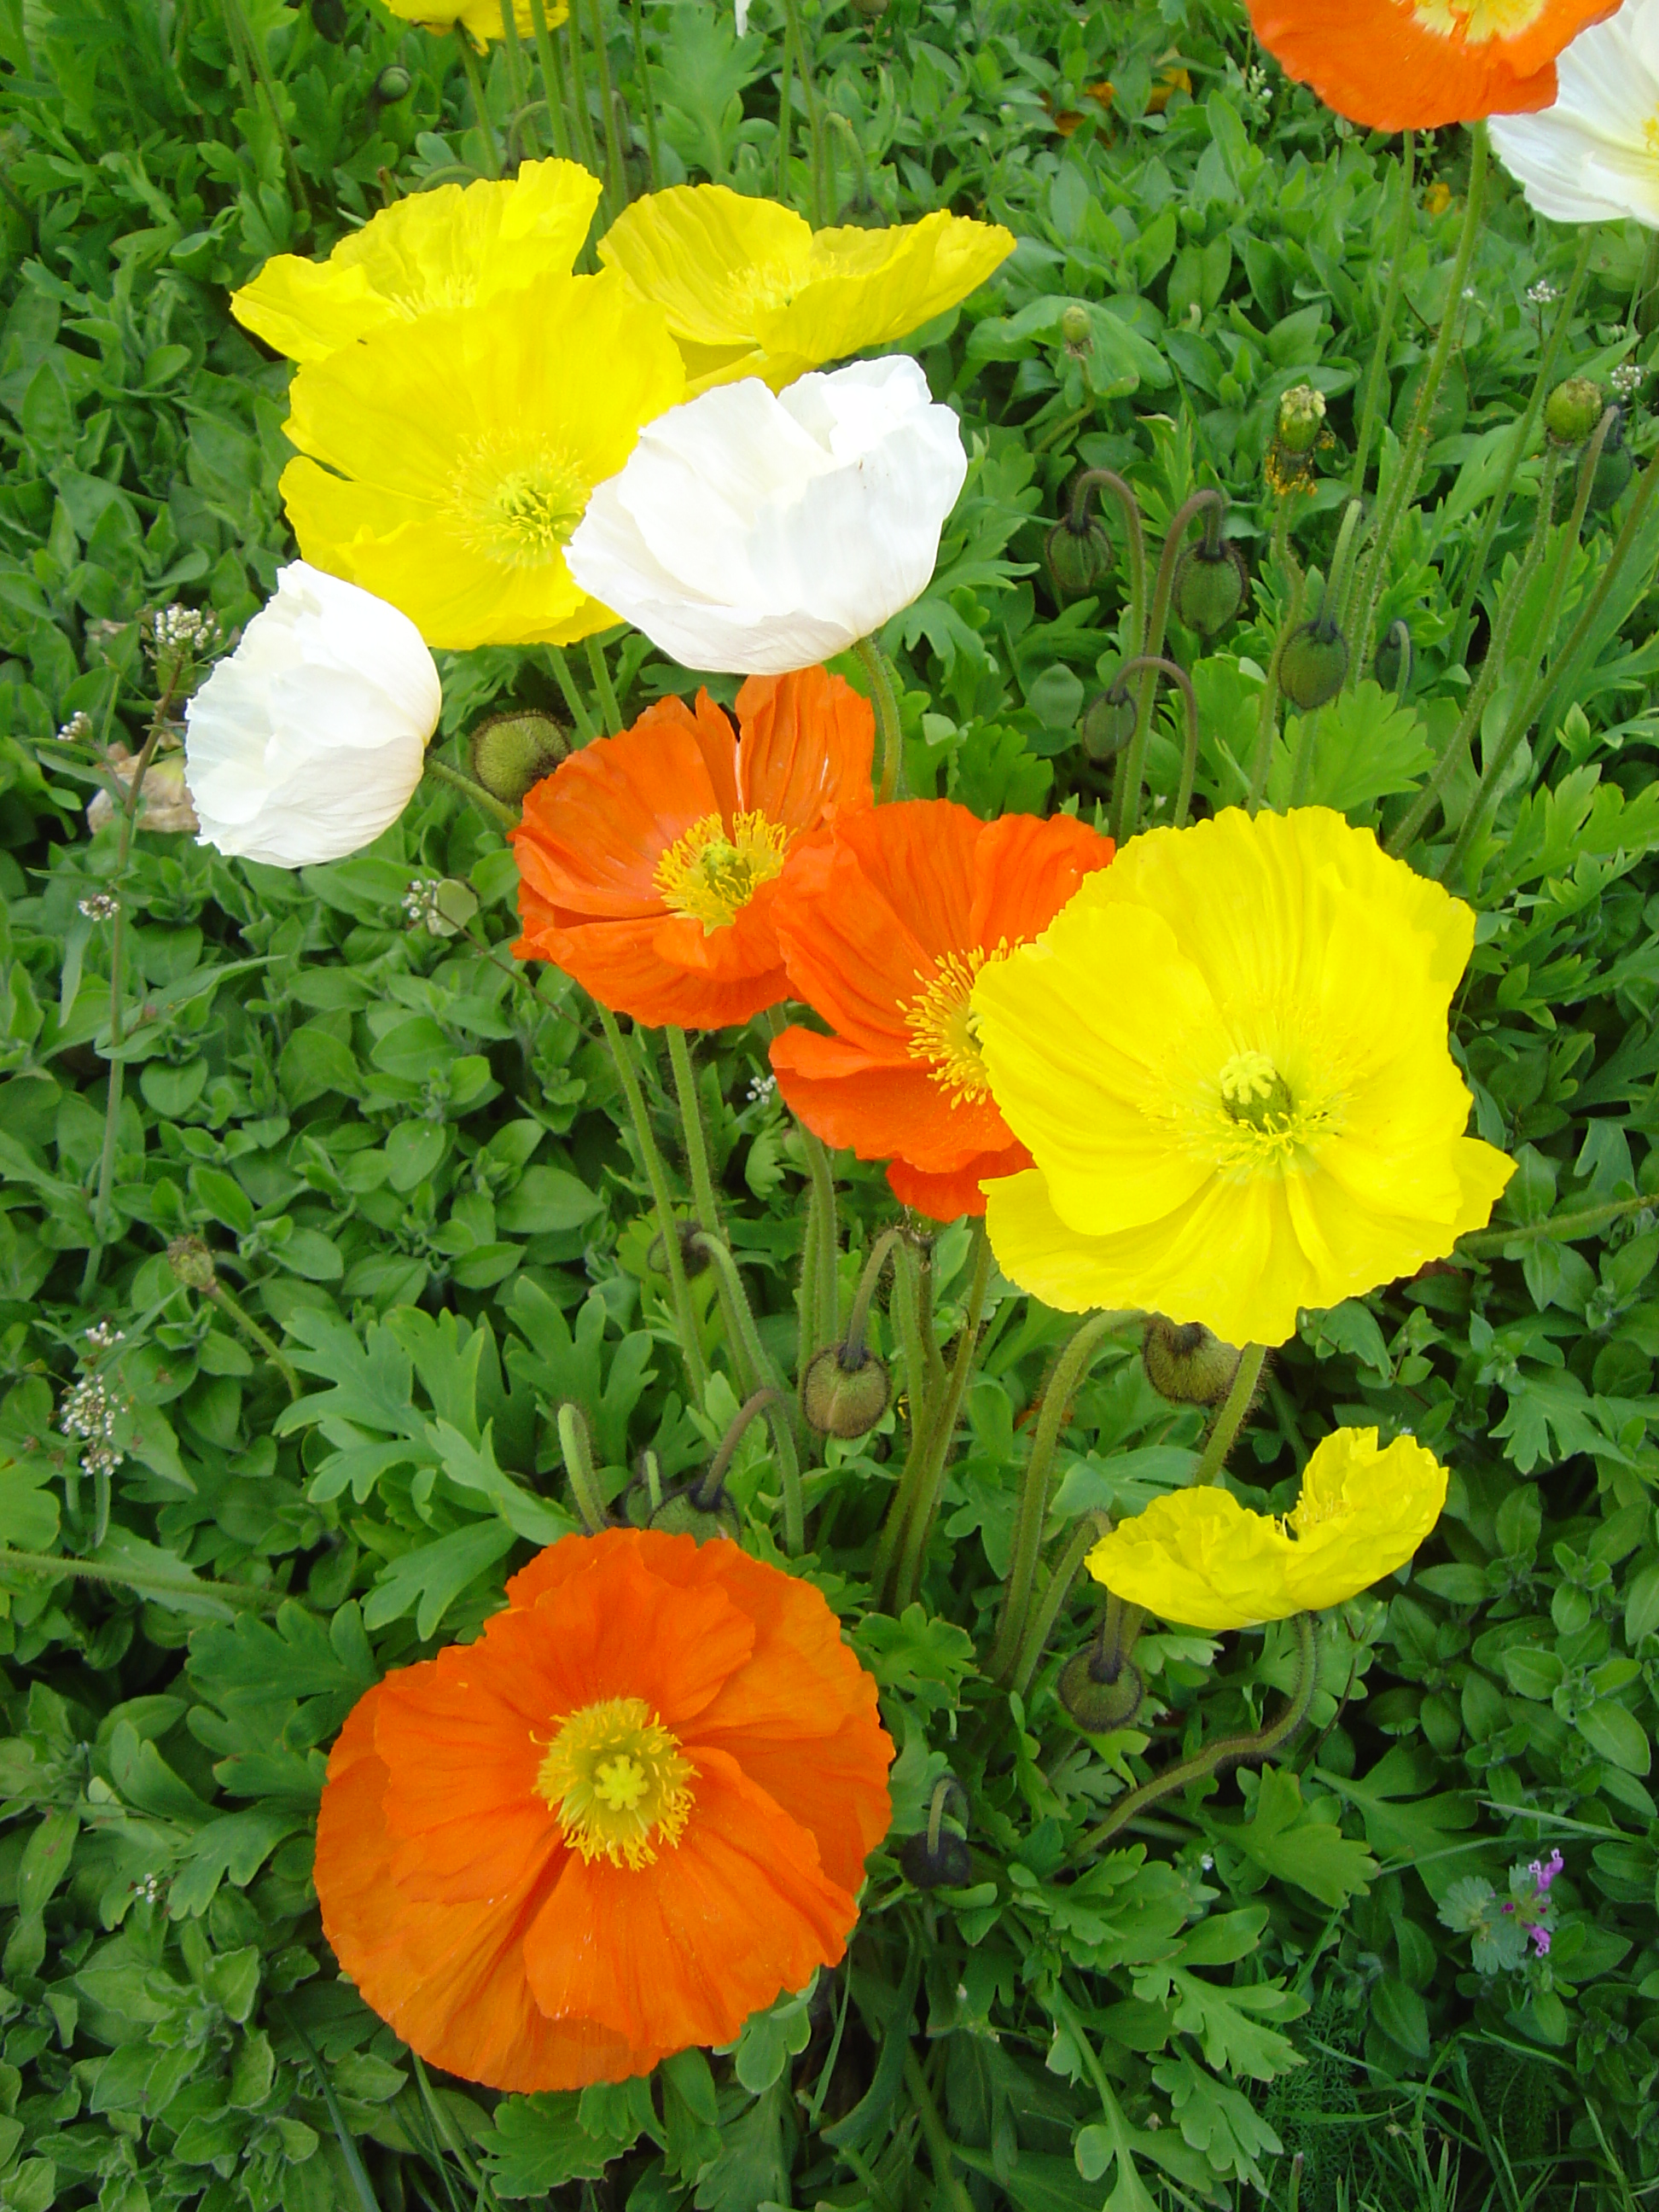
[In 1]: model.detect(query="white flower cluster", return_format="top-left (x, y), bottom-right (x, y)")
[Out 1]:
top-left (146, 603), bottom-right (220, 657)
top-left (1612, 360), bottom-right (1646, 399)
top-left (403, 878), bottom-right (450, 934)
top-left (85, 1319), bottom-right (125, 1349)
top-left (1526, 280), bottom-right (1559, 308)
top-left (77, 893), bottom-right (118, 921)
top-left (746, 1072), bottom-right (777, 1104)
top-left (59, 1372), bottom-right (125, 1478)
top-left (56, 711), bottom-right (92, 744)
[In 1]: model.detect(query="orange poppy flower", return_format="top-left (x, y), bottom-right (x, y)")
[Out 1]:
top-left (511, 667), bottom-right (874, 1028)
top-left (767, 800), bottom-right (1114, 1222)
top-left (315, 1528), bottom-right (893, 2093)
top-left (1249, 0), bottom-right (1621, 131)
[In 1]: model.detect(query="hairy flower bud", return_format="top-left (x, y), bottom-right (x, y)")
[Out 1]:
top-left (469, 708), bottom-right (568, 804)
top-left (1173, 539), bottom-right (1248, 637)
top-left (168, 1236), bottom-right (218, 1293)
top-left (899, 1827), bottom-right (971, 1889)
top-left (1276, 382), bottom-right (1327, 456)
top-left (1057, 1648), bottom-right (1144, 1733)
top-left (1060, 302), bottom-right (1091, 351)
top-left (1142, 1316), bottom-right (1242, 1406)
top-left (1374, 619), bottom-right (1412, 698)
top-left (1045, 515), bottom-right (1113, 600)
top-left (372, 64), bottom-right (413, 102)
top-left (649, 1489), bottom-right (740, 1543)
top-left (1080, 687), bottom-right (1136, 761)
top-left (802, 1345), bottom-right (891, 1439)
top-left (1545, 375), bottom-right (1604, 449)
top-left (1278, 614), bottom-right (1348, 711)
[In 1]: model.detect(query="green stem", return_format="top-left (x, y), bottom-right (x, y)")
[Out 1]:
top-left (665, 1027), bottom-right (722, 1237)
top-left (585, 0), bottom-right (626, 212)
top-left (1189, 1342), bottom-right (1265, 1487)
top-left (556, 1402), bottom-right (608, 1532)
top-left (527, 0), bottom-right (573, 158)
top-left (901, 2050), bottom-right (976, 2212)
top-left (1244, 544), bottom-right (1304, 815)
top-left (1069, 470), bottom-right (1149, 652)
top-left (595, 1004), bottom-right (709, 1403)
top-left (1350, 121), bottom-right (1489, 678)
top-left (564, 0), bottom-right (601, 182)
top-left (696, 1385), bottom-right (784, 1507)
top-left (1442, 410), bottom-right (1621, 883)
top-left (776, 20), bottom-right (794, 204)
top-left (800, 1121), bottom-right (840, 1353)
top-left (546, 645), bottom-right (598, 742)
top-left (891, 1236), bottom-right (936, 1438)
top-left (778, 0), bottom-right (824, 224)
top-left (884, 1221), bottom-right (992, 1613)
top-left (1080, 1612), bottom-right (1318, 1854)
top-left (989, 1312), bottom-right (1124, 1685)
top-left (1108, 655), bottom-right (1196, 835)
top-left (497, 0), bottom-right (534, 155)
top-left (209, 1280), bottom-right (301, 1400)
top-left (1115, 489), bottom-right (1223, 842)
top-left (454, 22), bottom-right (502, 178)
top-left (841, 1228), bottom-right (903, 1362)
top-left (584, 634), bottom-right (624, 734)
top-left (627, 0), bottom-right (660, 187)
top-left (223, 0), bottom-right (311, 218)
top-left (1458, 1192), bottom-right (1651, 1258)
top-left (682, 1277), bottom-right (802, 1553)
top-left (422, 751), bottom-right (520, 830)
top-left (1010, 1511), bottom-right (1105, 1701)
top-left (0, 1549), bottom-right (282, 1610)
top-left (1387, 444), bottom-right (1564, 857)
top-left (1349, 131), bottom-right (1414, 498)
top-left (1449, 226), bottom-right (1593, 660)
top-left (855, 632), bottom-right (905, 804)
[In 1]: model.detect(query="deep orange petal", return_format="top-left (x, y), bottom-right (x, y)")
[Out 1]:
top-left (512, 706), bottom-right (718, 919)
top-left (771, 830), bottom-right (954, 1058)
top-left (521, 1747), bottom-right (857, 2053)
top-left (888, 1145), bottom-right (1030, 1222)
top-left (515, 898), bottom-right (789, 1026)
top-left (770, 1028), bottom-right (1014, 1167)
top-left (969, 811), bottom-right (1114, 947)
top-left (736, 667), bottom-right (876, 830)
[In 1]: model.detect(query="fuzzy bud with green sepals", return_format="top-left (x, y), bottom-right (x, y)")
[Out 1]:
top-left (1045, 514), bottom-right (1113, 600)
top-left (1173, 538), bottom-right (1248, 637)
top-left (372, 64), bottom-right (412, 102)
top-left (167, 1236), bottom-right (217, 1293)
top-left (1586, 407), bottom-right (1633, 513)
top-left (469, 708), bottom-right (568, 804)
top-left (1278, 614), bottom-right (1348, 711)
top-left (1057, 1646), bottom-right (1144, 1733)
top-left (802, 1343), bottom-right (892, 1439)
top-left (1060, 303), bottom-right (1091, 352)
top-left (649, 1488), bottom-right (740, 1543)
top-left (1142, 1316), bottom-right (1241, 1406)
top-left (1080, 686), bottom-right (1137, 761)
top-left (1545, 375), bottom-right (1604, 449)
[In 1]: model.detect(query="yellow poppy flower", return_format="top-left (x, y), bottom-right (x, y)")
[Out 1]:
top-left (279, 271), bottom-right (683, 651)
top-left (381, 0), bottom-right (565, 49)
top-left (231, 160), bottom-right (600, 364)
top-left (973, 806), bottom-right (1513, 1348)
top-left (1086, 1427), bottom-right (1448, 1631)
top-left (597, 183), bottom-right (1016, 392)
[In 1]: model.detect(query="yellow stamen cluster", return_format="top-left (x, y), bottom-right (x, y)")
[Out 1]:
top-left (1410, 0), bottom-right (1548, 43)
top-left (905, 945), bottom-right (1010, 1102)
top-left (655, 809), bottom-right (790, 931)
top-left (453, 438), bottom-right (587, 567)
top-left (536, 1696), bottom-right (696, 1870)
top-left (1208, 1047), bottom-right (1336, 1173)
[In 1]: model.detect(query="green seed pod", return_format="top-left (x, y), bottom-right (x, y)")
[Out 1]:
top-left (1278, 615), bottom-right (1348, 712)
top-left (470, 709), bottom-right (568, 804)
top-left (1544, 375), bottom-right (1604, 449)
top-left (1079, 687), bottom-right (1136, 762)
top-left (1374, 619), bottom-right (1412, 698)
top-left (1173, 539), bottom-right (1248, 637)
top-left (900, 1828), bottom-right (971, 1889)
top-left (372, 64), bottom-right (413, 102)
top-left (802, 1345), bottom-right (891, 1439)
top-left (1058, 1649), bottom-right (1145, 1734)
top-left (1142, 1316), bottom-right (1242, 1407)
top-left (1046, 516), bottom-right (1113, 600)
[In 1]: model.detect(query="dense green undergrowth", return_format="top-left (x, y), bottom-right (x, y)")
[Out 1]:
top-left (3, 2), bottom-right (1659, 2209)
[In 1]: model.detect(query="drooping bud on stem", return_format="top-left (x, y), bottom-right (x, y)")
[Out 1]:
top-left (469, 708), bottom-right (568, 804)
top-left (1544, 375), bottom-right (1604, 450)
top-left (1173, 533), bottom-right (1248, 637)
top-left (1142, 1316), bottom-right (1242, 1406)
top-left (803, 1227), bottom-right (899, 1438)
top-left (1058, 1589), bottom-right (1148, 1734)
top-left (1278, 615), bottom-right (1348, 711)
top-left (899, 1775), bottom-right (972, 1889)
top-left (556, 1403), bottom-right (608, 1536)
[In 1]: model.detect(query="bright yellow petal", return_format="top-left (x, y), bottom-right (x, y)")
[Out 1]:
top-left (758, 211), bottom-right (1016, 369)
top-left (1086, 1488), bottom-right (1295, 1632)
top-left (381, 0), bottom-right (567, 44)
top-left (230, 258), bottom-right (394, 364)
top-left (280, 270), bottom-right (682, 651)
top-left (1283, 1428), bottom-right (1447, 1611)
top-left (1451, 1135), bottom-right (1516, 1233)
top-left (599, 184), bottom-right (812, 349)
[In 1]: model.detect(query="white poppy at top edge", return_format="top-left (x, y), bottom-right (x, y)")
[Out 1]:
top-left (185, 562), bottom-right (440, 869)
top-left (1492, 0), bottom-right (1659, 228)
top-left (564, 356), bottom-right (969, 677)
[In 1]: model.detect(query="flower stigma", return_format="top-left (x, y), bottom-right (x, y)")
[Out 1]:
top-left (454, 439), bottom-right (588, 567)
top-left (655, 810), bottom-right (790, 931)
top-left (536, 1697), bottom-right (696, 1870)
top-left (906, 945), bottom-right (1010, 1102)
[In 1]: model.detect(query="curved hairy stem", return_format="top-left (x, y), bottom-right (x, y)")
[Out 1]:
top-left (1189, 1343), bottom-right (1266, 1487)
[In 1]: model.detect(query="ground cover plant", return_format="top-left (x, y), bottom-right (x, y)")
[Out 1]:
top-left (3, 0), bottom-right (1659, 2208)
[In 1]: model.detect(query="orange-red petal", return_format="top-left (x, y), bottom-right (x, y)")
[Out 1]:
top-left (888, 1146), bottom-right (1030, 1222)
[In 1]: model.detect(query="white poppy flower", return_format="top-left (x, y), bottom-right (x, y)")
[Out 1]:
top-left (1492, 0), bottom-right (1659, 228)
top-left (184, 562), bottom-right (440, 869)
top-left (565, 356), bottom-right (968, 676)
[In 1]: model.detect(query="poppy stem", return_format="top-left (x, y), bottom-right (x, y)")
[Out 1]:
top-left (1079, 1611), bottom-right (1319, 1854)
top-left (842, 1227), bottom-right (904, 1366)
top-left (854, 633), bottom-right (905, 804)
top-left (583, 635), bottom-right (624, 734)
top-left (1244, 504), bottom-right (1303, 813)
top-left (989, 1310), bottom-right (1126, 1686)
top-left (564, 0), bottom-right (602, 189)
top-left (1387, 439), bottom-right (1568, 858)
top-left (667, 1025), bottom-right (774, 1404)
top-left (496, 0), bottom-right (533, 157)
top-left (526, 0), bottom-right (573, 159)
top-left (422, 751), bottom-right (521, 830)
top-left (778, 0), bottom-right (826, 224)
top-left (1068, 470), bottom-right (1148, 653)
top-left (585, 0), bottom-right (627, 214)
top-left (544, 646), bottom-right (598, 742)
top-left (1458, 1191), bottom-right (1652, 1260)
top-left (901, 2047), bottom-right (977, 2212)
top-left (556, 1402), bottom-right (608, 1532)
top-left (1188, 1342), bottom-right (1266, 1487)
top-left (688, 1235), bottom-right (803, 1550)
top-left (1114, 488), bottom-right (1222, 841)
top-left (207, 1277), bottom-right (302, 1400)
top-left (1107, 655), bottom-right (1196, 835)
top-left (627, 0), bottom-right (661, 189)
top-left (1348, 119), bottom-right (1489, 684)
top-left (594, 1004), bottom-right (710, 1405)
top-left (695, 1384), bottom-right (789, 1512)
top-left (1009, 1511), bottom-right (1105, 1699)
top-left (1348, 130), bottom-right (1414, 501)
top-left (800, 1122), bottom-right (841, 1351)
top-left (883, 1221), bottom-right (993, 1613)
top-left (1448, 224), bottom-right (1592, 661)
top-left (775, 20), bottom-right (794, 203)
top-left (454, 23), bottom-right (502, 178)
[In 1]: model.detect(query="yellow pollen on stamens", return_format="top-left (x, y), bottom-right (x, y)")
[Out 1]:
top-left (1203, 1045), bottom-right (1340, 1176)
top-left (1408, 0), bottom-right (1548, 44)
top-left (535, 1697), bottom-right (695, 1871)
top-left (451, 438), bottom-right (588, 568)
top-left (905, 944), bottom-right (1011, 1102)
top-left (655, 810), bottom-right (790, 933)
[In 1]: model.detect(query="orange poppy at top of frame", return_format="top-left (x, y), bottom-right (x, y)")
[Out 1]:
top-left (1249, 0), bottom-right (1623, 131)
top-left (512, 668), bottom-right (873, 1029)
top-left (768, 800), bottom-right (1114, 1223)
top-left (314, 1528), bottom-right (893, 2092)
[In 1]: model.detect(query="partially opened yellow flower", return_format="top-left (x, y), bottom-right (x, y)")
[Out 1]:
top-left (973, 807), bottom-right (1513, 1348)
top-left (232, 159), bottom-right (599, 364)
top-left (382, 0), bottom-right (564, 49)
top-left (1086, 1428), bottom-right (1448, 1631)
top-left (279, 271), bottom-right (683, 650)
top-left (598, 183), bottom-right (1015, 391)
